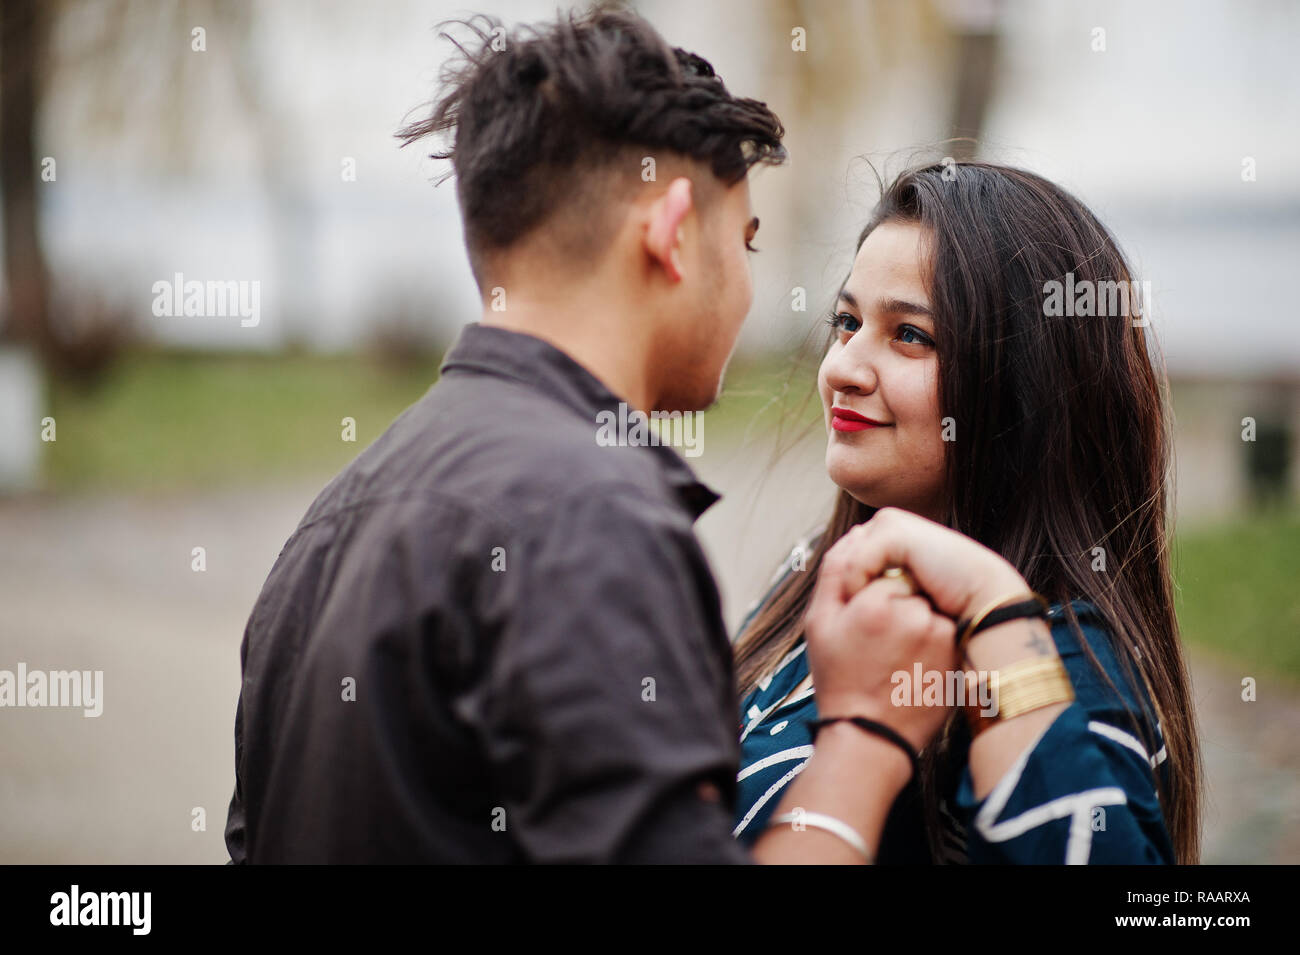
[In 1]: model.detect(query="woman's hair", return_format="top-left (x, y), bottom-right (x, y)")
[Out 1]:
top-left (732, 159), bottom-right (1201, 864)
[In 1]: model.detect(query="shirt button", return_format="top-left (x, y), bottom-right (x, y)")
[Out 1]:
top-left (769, 721), bottom-right (789, 735)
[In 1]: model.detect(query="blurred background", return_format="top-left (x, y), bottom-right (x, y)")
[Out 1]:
top-left (0, 0), bottom-right (1296, 863)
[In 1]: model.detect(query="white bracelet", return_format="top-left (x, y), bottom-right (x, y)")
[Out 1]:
top-left (767, 811), bottom-right (873, 862)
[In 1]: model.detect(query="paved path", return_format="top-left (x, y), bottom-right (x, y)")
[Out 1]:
top-left (1, 436), bottom-right (1295, 862)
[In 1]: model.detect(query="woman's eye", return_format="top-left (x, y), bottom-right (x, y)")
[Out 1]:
top-left (896, 324), bottom-right (933, 346)
top-left (825, 312), bottom-right (861, 334)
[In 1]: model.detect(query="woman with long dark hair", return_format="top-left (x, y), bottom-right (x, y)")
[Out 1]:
top-left (732, 160), bottom-right (1201, 864)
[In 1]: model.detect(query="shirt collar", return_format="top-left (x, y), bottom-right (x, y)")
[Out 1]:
top-left (438, 322), bottom-right (721, 520)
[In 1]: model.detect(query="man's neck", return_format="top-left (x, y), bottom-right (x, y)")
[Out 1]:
top-left (479, 292), bottom-right (656, 412)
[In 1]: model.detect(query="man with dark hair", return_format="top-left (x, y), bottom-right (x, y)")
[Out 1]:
top-left (224, 6), bottom-right (922, 863)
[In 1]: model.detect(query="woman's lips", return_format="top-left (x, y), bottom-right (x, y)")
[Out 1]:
top-left (831, 408), bottom-right (886, 432)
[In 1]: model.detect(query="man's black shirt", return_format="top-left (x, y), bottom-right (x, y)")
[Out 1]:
top-left (224, 322), bottom-right (751, 863)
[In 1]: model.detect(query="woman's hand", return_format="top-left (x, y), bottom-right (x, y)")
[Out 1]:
top-left (832, 507), bottom-right (1030, 623)
top-left (803, 507), bottom-right (1032, 751)
top-left (805, 531), bottom-right (958, 752)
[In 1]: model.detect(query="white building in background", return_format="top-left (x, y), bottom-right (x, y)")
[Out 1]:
top-left (21, 0), bottom-right (1300, 361)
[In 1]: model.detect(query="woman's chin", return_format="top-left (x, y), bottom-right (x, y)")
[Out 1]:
top-left (824, 464), bottom-right (881, 504)
top-left (827, 448), bottom-right (878, 486)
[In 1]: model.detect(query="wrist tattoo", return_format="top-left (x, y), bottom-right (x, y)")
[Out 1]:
top-left (1024, 622), bottom-right (1053, 656)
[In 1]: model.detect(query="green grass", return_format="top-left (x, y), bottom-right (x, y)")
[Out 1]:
top-left (42, 348), bottom-right (818, 493)
top-left (707, 353), bottom-right (824, 440)
top-left (1172, 509), bottom-right (1300, 685)
top-left (45, 350), bottom-right (445, 492)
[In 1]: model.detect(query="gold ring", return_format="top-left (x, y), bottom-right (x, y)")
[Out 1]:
top-left (880, 565), bottom-right (918, 595)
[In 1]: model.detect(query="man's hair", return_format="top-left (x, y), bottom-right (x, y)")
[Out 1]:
top-left (397, 5), bottom-right (787, 284)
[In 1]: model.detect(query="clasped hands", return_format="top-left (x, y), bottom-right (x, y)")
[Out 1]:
top-left (803, 507), bottom-right (1036, 754)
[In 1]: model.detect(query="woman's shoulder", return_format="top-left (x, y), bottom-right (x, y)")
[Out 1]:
top-left (1045, 598), bottom-right (1125, 669)
top-left (1045, 598), bottom-right (1133, 685)
top-left (1045, 598), bottom-right (1166, 758)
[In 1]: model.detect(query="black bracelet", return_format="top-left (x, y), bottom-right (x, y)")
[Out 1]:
top-left (953, 594), bottom-right (1049, 650)
top-left (809, 716), bottom-right (920, 781)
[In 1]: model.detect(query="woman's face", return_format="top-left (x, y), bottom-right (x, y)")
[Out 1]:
top-left (817, 220), bottom-right (947, 522)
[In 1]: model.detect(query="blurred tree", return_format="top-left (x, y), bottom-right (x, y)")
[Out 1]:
top-left (1, 0), bottom-right (321, 376)
top-left (939, 0), bottom-right (1002, 159)
top-left (0, 0), bottom-right (54, 358)
top-left (763, 0), bottom-right (1001, 309)
top-left (2, 0), bottom-right (135, 379)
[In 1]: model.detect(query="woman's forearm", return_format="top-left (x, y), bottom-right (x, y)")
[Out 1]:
top-left (750, 721), bottom-right (913, 864)
top-left (962, 615), bottom-right (1070, 799)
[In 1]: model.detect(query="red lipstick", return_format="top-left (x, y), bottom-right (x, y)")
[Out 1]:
top-left (831, 407), bottom-right (887, 432)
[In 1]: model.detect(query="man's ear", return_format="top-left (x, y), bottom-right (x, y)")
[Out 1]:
top-left (644, 177), bottom-right (693, 283)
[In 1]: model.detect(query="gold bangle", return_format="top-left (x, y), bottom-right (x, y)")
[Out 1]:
top-left (965, 656), bottom-right (1075, 737)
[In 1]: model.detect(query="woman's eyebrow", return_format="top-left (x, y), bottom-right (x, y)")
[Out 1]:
top-left (837, 288), bottom-right (933, 318)
top-left (880, 296), bottom-right (933, 318)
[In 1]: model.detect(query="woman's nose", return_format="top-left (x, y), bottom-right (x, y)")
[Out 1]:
top-left (824, 339), bottom-right (878, 395)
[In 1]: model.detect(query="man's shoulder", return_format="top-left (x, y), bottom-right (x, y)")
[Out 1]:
top-left (300, 377), bottom-right (686, 539)
top-left (428, 377), bottom-right (688, 514)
